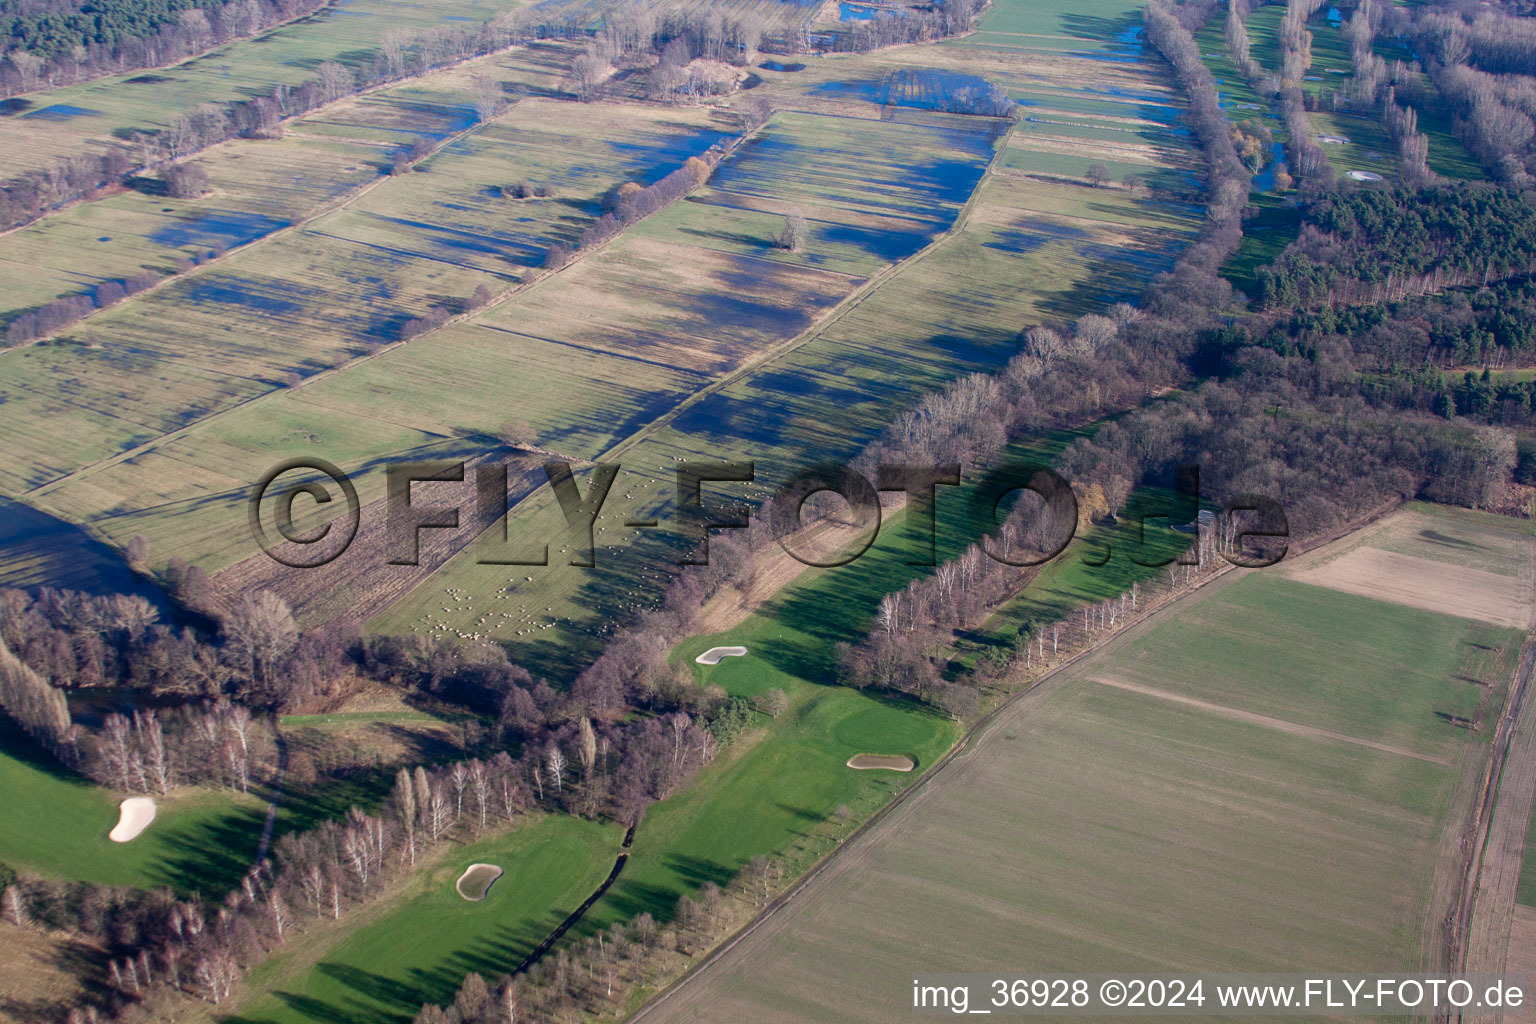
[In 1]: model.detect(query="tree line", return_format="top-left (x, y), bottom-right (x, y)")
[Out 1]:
top-left (0, 5), bottom-right (583, 236)
top-left (1413, 4), bottom-right (1536, 183)
top-left (822, 0), bottom-right (1534, 717)
top-left (14, 0), bottom-right (1536, 1014)
top-left (560, 0), bottom-right (985, 108)
top-left (545, 153), bottom-right (717, 266)
top-left (4, 32), bottom-right (757, 349)
top-left (829, 0), bottom-right (983, 54)
top-left (409, 850), bottom-right (790, 1024)
top-left (1145, 0), bottom-right (1253, 262)
top-left (3, 696), bottom-right (727, 1018)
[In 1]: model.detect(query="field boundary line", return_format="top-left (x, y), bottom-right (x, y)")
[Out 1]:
top-left (588, 116), bottom-right (1017, 463)
top-left (0, 0), bottom-right (344, 108)
top-left (23, 100), bottom-right (752, 505)
top-left (1087, 676), bottom-right (1457, 766)
top-left (0, 32), bottom-right (551, 245)
top-left (8, 101), bottom-right (497, 369)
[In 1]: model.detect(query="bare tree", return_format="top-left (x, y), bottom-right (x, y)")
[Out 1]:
top-left (224, 591), bottom-right (298, 698)
top-left (317, 61), bottom-right (354, 102)
top-left (413, 765), bottom-right (432, 816)
top-left (136, 710), bottom-right (171, 794)
top-left (102, 713), bottom-right (134, 791)
top-left (759, 689), bottom-right (788, 717)
top-left (567, 51), bottom-right (611, 102)
top-left (1072, 312), bottom-right (1118, 354)
top-left (223, 737), bottom-right (250, 793)
top-left (2, 885), bottom-right (26, 927)
top-left (269, 890), bottom-right (290, 942)
top-left (225, 702), bottom-right (253, 756)
top-left (501, 977), bottom-right (522, 1023)
top-left (379, 29), bottom-right (411, 78)
top-left (424, 781), bottom-right (452, 843)
top-left (578, 717), bottom-right (597, 778)
top-left (342, 818), bottom-right (371, 888)
top-left (546, 741), bottom-right (566, 793)
top-left (469, 759), bottom-right (489, 829)
top-left (1023, 324), bottom-right (1064, 367)
top-left (775, 209), bottom-right (808, 251)
top-left (194, 950), bottom-right (238, 1004)
top-left (746, 855), bottom-right (778, 905)
top-left (471, 76), bottom-right (505, 122)
top-left (451, 762), bottom-right (469, 821)
top-left (7, 51), bottom-right (43, 92)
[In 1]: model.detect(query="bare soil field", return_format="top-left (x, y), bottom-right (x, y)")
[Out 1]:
top-left (1291, 548), bottom-right (1535, 630)
top-left (1285, 506), bottom-right (1536, 629)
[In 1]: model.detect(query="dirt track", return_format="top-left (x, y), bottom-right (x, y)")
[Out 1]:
top-left (1463, 636), bottom-right (1536, 1024)
top-left (1089, 677), bottom-right (1458, 766)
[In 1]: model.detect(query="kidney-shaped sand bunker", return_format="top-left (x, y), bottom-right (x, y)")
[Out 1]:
top-left (109, 797), bottom-right (157, 843)
top-left (455, 863), bottom-right (504, 901)
top-left (846, 754), bottom-right (916, 771)
top-left (695, 646), bottom-right (747, 665)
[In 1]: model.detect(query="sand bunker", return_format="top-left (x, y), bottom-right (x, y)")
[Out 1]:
top-left (455, 863), bottom-right (503, 901)
top-left (846, 754), bottom-right (916, 771)
top-left (109, 797), bottom-right (156, 843)
top-left (696, 646), bottom-right (748, 665)
top-left (1348, 169), bottom-right (1384, 181)
top-left (1318, 133), bottom-right (1350, 144)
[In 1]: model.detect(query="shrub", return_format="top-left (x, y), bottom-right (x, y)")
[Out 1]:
top-left (164, 162), bottom-right (209, 199)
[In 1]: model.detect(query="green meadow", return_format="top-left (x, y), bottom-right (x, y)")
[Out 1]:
top-left (0, 717), bottom-right (268, 896)
top-left (226, 815), bottom-right (620, 1024)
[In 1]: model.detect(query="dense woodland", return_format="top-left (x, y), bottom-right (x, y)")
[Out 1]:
top-left (1256, 186), bottom-right (1536, 308)
top-left (0, 0), bottom-right (328, 90)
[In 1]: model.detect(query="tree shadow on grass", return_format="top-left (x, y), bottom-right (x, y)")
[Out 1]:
top-left (316, 962), bottom-right (448, 1021)
top-left (583, 877), bottom-right (683, 928)
top-left (0, 715), bottom-right (80, 783)
top-left (586, 852), bottom-right (731, 931)
top-left (253, 905), bottom-right (585, 1024)
top-left (674, 225), bottom-right (776, 253)
top-left (145, 802), bottom-right (267, 897)
top-left (277, 765), bottom-right (397, 834)
top-left (232, 991), bottom-right (358, 1024)
top-left (663, 852), bottom-right (736, 891)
